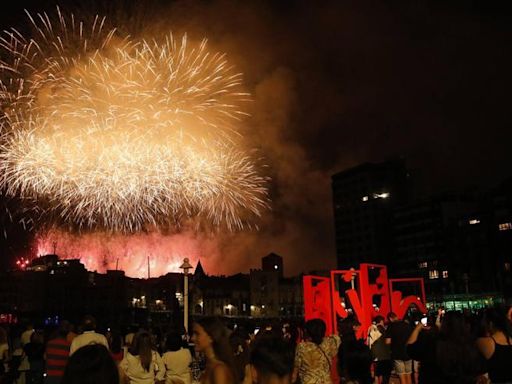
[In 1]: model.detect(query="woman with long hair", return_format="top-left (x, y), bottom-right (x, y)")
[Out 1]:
top-left (119, 330), bottom-right (165, 384)
top-left (407, 310), bottom-right (485, 383)
top-left (191, 317), bottom-right (237, 384)
top-left (477, 306), bottom-right (512, 383)
top-left (109, 330), bottom-right (124, 363)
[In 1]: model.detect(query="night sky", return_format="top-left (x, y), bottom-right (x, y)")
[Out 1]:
top-left (1, 0), bottom-right (511, 276)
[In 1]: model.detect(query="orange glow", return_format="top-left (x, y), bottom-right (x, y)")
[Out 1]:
top-left (35, 228), bottom-right (221, 278)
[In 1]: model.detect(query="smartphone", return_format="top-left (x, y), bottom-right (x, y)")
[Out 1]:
top-left (420, 317), bottom-right (428, 326)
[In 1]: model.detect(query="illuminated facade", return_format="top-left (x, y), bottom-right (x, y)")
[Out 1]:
top-left (191, 273), bottom-right (251, 317)
top-left (190, 253), bottom-right (303, 318)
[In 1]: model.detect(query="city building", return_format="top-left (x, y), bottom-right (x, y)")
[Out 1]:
top-left (332, 158), bottom-right (410, 269)
top-left (0, 252), bottom-right (304, 326)
top-left (191, 273), bottom-right (250, 317)
top-left (261, 253), bottom-right (283, 278)
top-left (278, 275), bottom-right (303, 317)
top-left (393, 193), bottom-right (476, 297)
top-left (248, 253), bottom-right (304, 318)
top-left (491, 179), bottom-right (512, 299)
top-left (332, 160), bottom-right (512, 306)
top-left (0, 254), bottom-right (184, 327)
top-left (249, 268), bottom-right (280, 317)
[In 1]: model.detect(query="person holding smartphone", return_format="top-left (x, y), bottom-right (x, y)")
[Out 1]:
top-left (384, 313), bottom-right (413, 384)
top-left (406, 311), bottom-right (485, 384)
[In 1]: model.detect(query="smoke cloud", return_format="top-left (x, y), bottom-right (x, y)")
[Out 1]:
top-left (2, 0), bottom-right (511, 276)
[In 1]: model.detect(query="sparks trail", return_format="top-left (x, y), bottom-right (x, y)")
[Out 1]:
top-left (0, 7), bottom-right (269, 233)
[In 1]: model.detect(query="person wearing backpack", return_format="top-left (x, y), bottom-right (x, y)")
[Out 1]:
top-left (367, 316), bottom-right (391, 384)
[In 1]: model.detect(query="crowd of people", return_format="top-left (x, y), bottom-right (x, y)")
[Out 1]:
top-left (0, 304), bottom-right (509, 384)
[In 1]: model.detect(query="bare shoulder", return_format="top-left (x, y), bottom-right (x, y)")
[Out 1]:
top-left (476, 337), bottom-right (495, 359)
top-left (211, 362), bottom-right (235, 384)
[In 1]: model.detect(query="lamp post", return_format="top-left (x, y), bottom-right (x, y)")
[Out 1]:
top-left (350, 267), bottom-right (356, 290)
top-left (462, 273), bottom-right (469, 294)
top-left (179, 258), bottom-right (193, 334)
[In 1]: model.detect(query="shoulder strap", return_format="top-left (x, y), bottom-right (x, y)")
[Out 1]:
top-left (316, 344), bottom-right (331, 370)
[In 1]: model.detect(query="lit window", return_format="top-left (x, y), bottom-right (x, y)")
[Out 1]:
top-left (469, 219), bottom-right (480, 225)
top-left (362, 196), bottom-right (369, 202)
top-left (419, 262), bottom-right (427, 269)
top-left (442, 270), bottom-right (449, 279)
top-left (429, 270), bottom-right (439, 279)
top-left (499, 223), bottom-right (512, 231)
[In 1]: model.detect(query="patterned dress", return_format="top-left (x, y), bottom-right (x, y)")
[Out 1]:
top-left (294, 335), bottom-right (341, 384)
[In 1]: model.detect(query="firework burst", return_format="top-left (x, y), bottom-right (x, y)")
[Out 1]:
top-left (0, 8), bottom-right (269, 233)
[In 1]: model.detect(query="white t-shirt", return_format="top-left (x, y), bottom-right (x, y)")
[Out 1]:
top-left (120, 351), bottom-right (165, 384)
top-left (0, 343), bottom-right (8, 360)
top-left (21, 330), bottom-right (34, 346)
top-left (0, 342), bottom-right (9, 372)
top-left (162, 348), bottom-right (192, 384)
top-left (125, 333), bottom-right (135, 346)
top-left (70, 331), bottom-right (109, 355)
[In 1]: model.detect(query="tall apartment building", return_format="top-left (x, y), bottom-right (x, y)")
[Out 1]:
top-left (490, 179), bottom-right (512, 298)
top-left (332, 158), bottom-right (410, 269)
top-left (393, 193), bottom-right (476, 297)
top-left (333, 159), bottom-right (512, 303)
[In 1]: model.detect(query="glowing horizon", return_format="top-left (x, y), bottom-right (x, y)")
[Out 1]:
top-left (34, 228), bottom-right (219, 277)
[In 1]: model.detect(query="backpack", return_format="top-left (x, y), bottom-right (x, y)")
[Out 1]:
top-left (370, 336), bottom-right (391, 361)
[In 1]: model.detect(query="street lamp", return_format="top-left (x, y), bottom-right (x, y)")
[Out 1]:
top-left (350, 267), bottom-right (356, 290)
top-left (462, 273), bottom-right (469, 294)
top-left (179, 258), bottom-right (193, 334)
